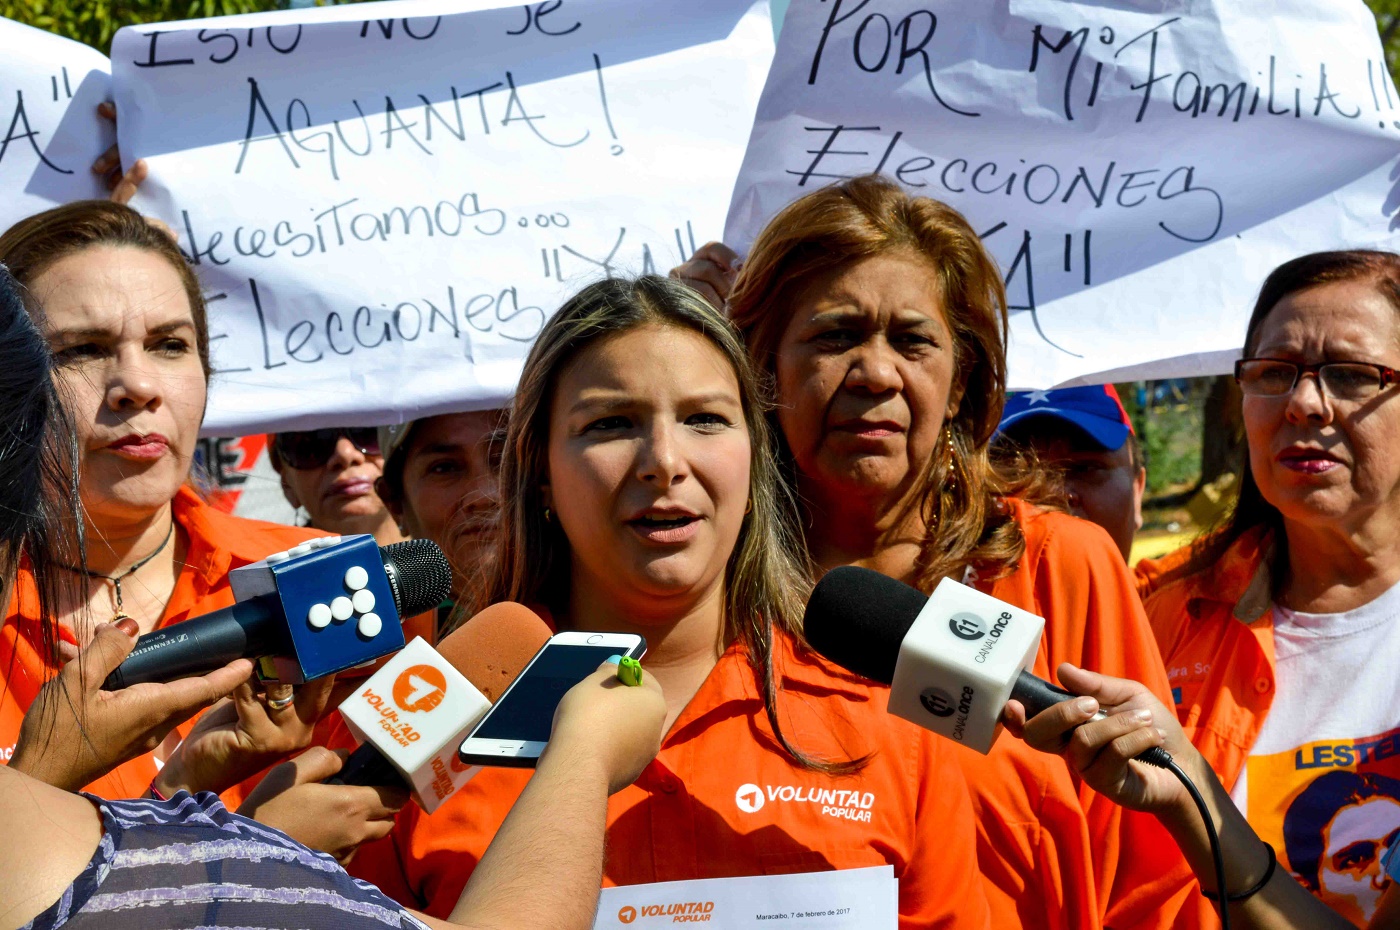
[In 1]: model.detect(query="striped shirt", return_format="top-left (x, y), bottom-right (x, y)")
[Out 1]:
top-left (23, 791), bottom-right (431, 930)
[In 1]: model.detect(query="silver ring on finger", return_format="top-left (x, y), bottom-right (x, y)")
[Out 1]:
top-left (266, 688), bottom-right (296, 712)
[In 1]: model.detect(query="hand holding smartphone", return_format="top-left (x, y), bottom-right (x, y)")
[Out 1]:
top-left (458, 632), bottom-right (646, 768)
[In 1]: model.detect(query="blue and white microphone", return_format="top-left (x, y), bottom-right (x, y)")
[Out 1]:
top-left (103, 536), bottom-right (451, 689)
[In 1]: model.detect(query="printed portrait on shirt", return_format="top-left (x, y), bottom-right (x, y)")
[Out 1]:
top-left (1243, 726), bottom-right (1400, 925)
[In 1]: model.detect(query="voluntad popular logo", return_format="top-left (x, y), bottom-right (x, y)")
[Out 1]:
top-left (735, 782), bottom-right (765, 813)
top-left (617, 905), bottom-right (637, 924)
top-left (392, 664), bottom-right (448, 713)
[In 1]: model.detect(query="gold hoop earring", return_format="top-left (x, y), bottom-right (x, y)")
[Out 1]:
top-left (745, 498), bottom-right (753, 514)
top-left (543, 507), bottom-right (552, 523)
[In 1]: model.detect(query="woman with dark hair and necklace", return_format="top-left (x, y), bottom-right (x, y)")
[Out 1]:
top-left (0, 202), bottom-right (407, 864)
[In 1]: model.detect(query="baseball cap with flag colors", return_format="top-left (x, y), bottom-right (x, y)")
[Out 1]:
top-left (997, 385), bottom-right (1134, 451)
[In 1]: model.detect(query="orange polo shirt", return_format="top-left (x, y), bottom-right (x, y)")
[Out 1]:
top-left (1135, 528), bottom-right (1283, 930)
top-left (348, 627), bottom-right (992, 929)
top-left (972, 499), bottom-right (1200, 930)
top-left (0, 485), bottom-right (322, 800)
top-left (1139, 526), bottom-right (1277, 798)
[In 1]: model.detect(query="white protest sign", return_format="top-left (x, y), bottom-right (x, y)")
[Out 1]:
top-left (726, 0), bottom-right (1400, 389)
top-left (112, 0), bottom-right (774, 435)
top-left (0, 18), bottom-right (114, 234)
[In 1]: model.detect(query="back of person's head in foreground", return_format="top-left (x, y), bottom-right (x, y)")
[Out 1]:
top-left (727, 174), bottom-right (1056, 586)
top-left (481, 274), bottom-right (857, 772)
top-left (0, 201), bottom-right (211, 530)
top-left (0, 262), bottom-right (74, 628)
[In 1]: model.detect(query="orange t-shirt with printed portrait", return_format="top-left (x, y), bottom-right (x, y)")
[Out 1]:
top-left (348, 627), bottom-right (992, 930)
top-left (1142, 527), bottom-right (1400, 927)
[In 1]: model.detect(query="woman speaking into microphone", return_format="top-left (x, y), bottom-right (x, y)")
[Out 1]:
top-left (349, 275), bottom-right (992, 929)
top-left (0, 255), bottom-right (670, 930)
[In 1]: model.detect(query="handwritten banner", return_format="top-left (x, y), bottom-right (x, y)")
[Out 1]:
top-left (0, 18), bottom-right (114, 233)
top-left (112, 0), bottom-right (774, 434)
top-left (725, 0), bottom-right (1400, 389)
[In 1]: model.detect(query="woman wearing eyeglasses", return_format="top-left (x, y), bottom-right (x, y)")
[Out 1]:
top-left (0, 202), bottom-right (409, 863)
top-left (1139, 250), bottom-right (1400, 926)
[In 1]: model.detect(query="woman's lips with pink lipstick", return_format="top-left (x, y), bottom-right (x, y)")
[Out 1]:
top-left (1277, 447), bottom-right (1342, 475)
top-left (831, 418), bottom-right (904, 439)
top-left (329, 477), bottom-right (376, 498)
top-left (625, 507), bottom-right (702, 544)
top-left (106, 433), bottom-right (169, 460)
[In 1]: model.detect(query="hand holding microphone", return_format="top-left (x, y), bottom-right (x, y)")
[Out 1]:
top-left (804, 567), bottom-right (1249, 929)
top-left (152, 672), bottom-right (339, 798)
top-left (327, 601), bottom-right (554, 811)
top-left (1003, 662), bottom-right (1202, 815)
top-left (804, 565), bottom-right (1168, 765)
top-left (229, 603), bottom-right (551, 863)
top-left (9, 619), bottom-right (254, 792)
top-left (237, 746), bottom-right (409, 865)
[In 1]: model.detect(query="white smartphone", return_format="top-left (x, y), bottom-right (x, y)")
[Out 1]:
top-left (457, 631), bottom-right (646, 768)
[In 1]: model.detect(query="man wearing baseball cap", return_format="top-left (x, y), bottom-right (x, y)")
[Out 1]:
top-left (996, 384), bottom-right (1146, 562)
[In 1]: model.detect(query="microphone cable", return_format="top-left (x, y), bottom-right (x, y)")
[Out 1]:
top-left (1137, 747), bottom-right (1230, 930)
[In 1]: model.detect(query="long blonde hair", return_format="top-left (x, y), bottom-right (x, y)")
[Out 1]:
top-left (729, 175), bottom-right (1058, 588)
top-left (478, 275), bottom-right (862, 773)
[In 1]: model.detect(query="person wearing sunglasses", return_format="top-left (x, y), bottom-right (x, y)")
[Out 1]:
top-left (1139, 250), bottom-right (1400, 926)
top-left (271, 427), bottom-right (406, 547)
top-left (270, 428), bottom-right (441, 653)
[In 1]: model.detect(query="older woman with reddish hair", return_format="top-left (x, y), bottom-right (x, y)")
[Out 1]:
top-left (676, 174), bottom-right (1198, 929)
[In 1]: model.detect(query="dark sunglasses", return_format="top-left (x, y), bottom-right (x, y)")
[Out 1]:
top-left (274, 428), bottom-right (381, 470)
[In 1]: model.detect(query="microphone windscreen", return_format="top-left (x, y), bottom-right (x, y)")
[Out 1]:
top-left (381, 539), bottom-right (453, 615)
top-left (804, 566), bottom-right (927, 684)
top-left (437, 601), bottom-right (553, 703)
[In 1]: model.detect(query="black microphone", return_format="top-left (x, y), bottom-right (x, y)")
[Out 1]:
top-left (104, 536), bottom-right (450, 690)
top-left (804, 566), bottom-right (1169, 765)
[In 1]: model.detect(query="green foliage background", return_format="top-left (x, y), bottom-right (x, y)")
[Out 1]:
top-left (0, 1), bottom-right (334, 52)
top-left (7, 0), bottom-right (1400, 66)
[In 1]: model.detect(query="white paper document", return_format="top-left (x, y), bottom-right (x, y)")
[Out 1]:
top-left (111, 0), bottom-right (775, 434)
top-left (593, 866), bottom-right (898, 929)
top-left (726, 0), bottom-right (1400, 389)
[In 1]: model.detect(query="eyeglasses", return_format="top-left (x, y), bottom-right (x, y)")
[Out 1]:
top-left (274, 428), bottom-right (381, 470)
top-left (1234, 358), bottom-right (1400, 402)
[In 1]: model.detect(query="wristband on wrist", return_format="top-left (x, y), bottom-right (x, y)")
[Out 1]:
top-left (1200, 841), bottom-right (1276, 902)
top-left (146, 778), bottom-right (168, 802)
